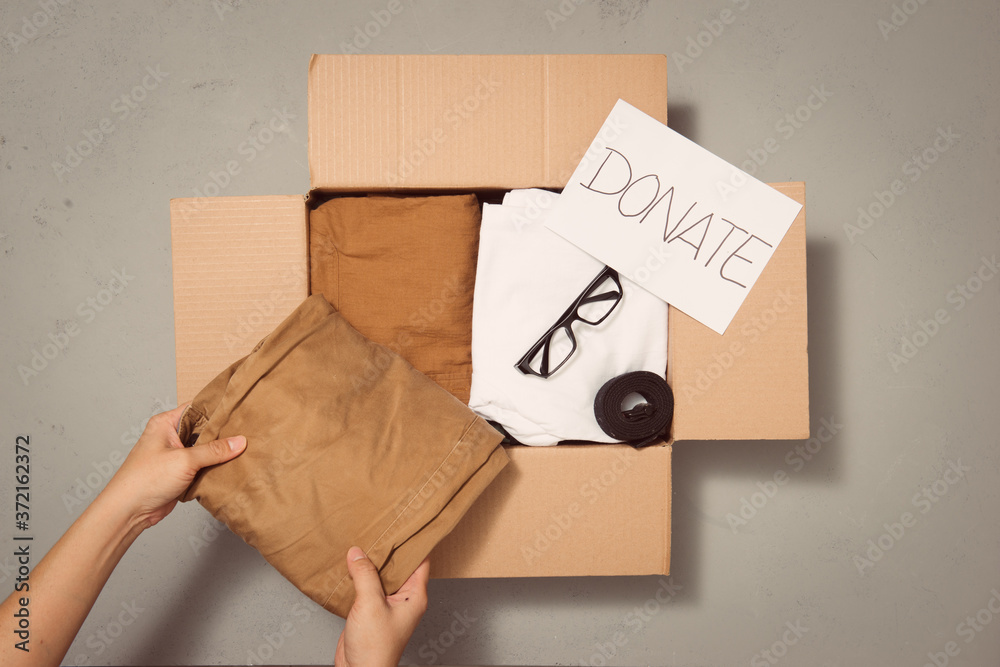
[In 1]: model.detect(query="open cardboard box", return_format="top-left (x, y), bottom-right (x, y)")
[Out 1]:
top-left (170, 54), bottom-right (808, 580)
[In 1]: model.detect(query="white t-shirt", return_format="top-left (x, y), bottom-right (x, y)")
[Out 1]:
top-left (468, 189), bottom-right (669, 445)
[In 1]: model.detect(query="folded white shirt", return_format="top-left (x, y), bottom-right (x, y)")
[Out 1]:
top-left (469, 189), bottom-right (669, 446)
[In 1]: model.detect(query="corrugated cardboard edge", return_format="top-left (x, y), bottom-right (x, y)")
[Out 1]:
top-left (308, 54), bottom-right (668, 191)
top-left (669, 182), bottom-right (809, 440)
top-left (172, 55), bottom-right (811, 585)
top-left (430, 443), bottom-right (671, 578)
top-left (170, 195), bottom-right (309, 403)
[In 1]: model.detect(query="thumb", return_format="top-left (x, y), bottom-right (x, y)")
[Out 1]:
top-left (395, 557), bottom-right (430, 600)
top-left (186, 435), bottom-right (247, 471)
top-left (346, 546), bottom-right (387, 602)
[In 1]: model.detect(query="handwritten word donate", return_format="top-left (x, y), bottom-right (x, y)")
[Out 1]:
top-left (581, 147), bottom-right (773, 289)
top-left (547, 99), bottom-right (801, 334)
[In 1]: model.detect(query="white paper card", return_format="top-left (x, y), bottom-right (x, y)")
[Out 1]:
top-left (545, 99), bottom-right (803, 334)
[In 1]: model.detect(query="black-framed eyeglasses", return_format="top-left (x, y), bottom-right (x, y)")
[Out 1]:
top-left (515, 265), bottom-right (623, 378)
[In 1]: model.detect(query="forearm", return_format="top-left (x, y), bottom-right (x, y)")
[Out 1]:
top-left (0, 487), bottom-right (144, 667)
top-left (0, 404), bottom-right (244, 666)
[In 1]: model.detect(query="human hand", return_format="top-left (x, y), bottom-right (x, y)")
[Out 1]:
top-left (334, 547), bottom-right (430, 667)
top-left (102, 404), bottom-right (247, 530)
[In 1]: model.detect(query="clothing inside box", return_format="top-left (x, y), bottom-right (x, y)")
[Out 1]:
top-left (305, 188), bottom-right (673, 448)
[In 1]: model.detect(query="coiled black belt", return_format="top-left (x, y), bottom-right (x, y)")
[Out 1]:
top-left (594, 371), bottom-right (673, 447)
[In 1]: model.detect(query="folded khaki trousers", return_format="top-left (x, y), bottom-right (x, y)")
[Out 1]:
top-left (177, 294), bottom-right (509, 617)
top-left (310, 194), bottom-right (481, 403)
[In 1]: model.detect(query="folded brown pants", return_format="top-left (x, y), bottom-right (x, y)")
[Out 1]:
top-left (309, 194), bottom-right (481, 403)
top-left (177, 294), bottom-right (509, 618)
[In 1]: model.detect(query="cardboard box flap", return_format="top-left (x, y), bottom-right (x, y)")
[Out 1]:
top-left (669, 182), bottom-right (809, 440)
top-left (170, 195), bottom-right (309, 403)
top-left (169, 54), bottom-right (810, 584)
top-left (308, 54), bottom-right (668, 191)
top-left (431, 444), bottom-right (671, 578)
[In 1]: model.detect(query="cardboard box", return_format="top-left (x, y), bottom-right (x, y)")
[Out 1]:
top-left (170, 54), bottom-right (808, 579)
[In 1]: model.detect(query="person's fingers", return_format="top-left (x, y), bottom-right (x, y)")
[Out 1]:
top-left (389, 558), bottom-right (431, 620)
top-left (346, 546), bottom-right (387, 602)
top-left (166, 404), bottom-right (193, 447)
top-left (333, 633), bottom-right (346, 667)
top-left (148, 404), bottom-right (187, 433)
top-left (164, 404), bottom-right (192, 443)
top-left (163, 403), bottom-right (190, 428)
top-left (142, 404), bottom-right (189, 448)
top-left (396, 557), bottom-right (430, 596)
top-left (184, 435), bottom-right (247, 470)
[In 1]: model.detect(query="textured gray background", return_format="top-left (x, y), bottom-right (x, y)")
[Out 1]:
top-left (1, 0), bottom-right (998, 665)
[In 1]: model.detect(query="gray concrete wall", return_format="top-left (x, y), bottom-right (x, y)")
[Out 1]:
top-left (1, 1), bottom-right (997, 664)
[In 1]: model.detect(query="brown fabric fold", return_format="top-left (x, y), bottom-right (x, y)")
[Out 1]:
top-left (309, 194), bottom-right (481, 403)
top-left (178, 294), bottom-right (508, 618)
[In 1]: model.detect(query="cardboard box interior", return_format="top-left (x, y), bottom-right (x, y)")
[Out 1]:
top-left (170, 54), bottom-right (808, 579)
